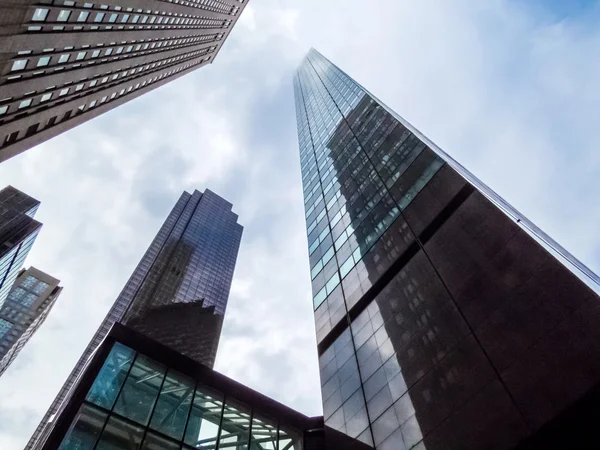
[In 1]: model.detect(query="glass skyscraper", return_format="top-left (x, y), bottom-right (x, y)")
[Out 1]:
top-left (0, 266), bottom-right (62, 376)
top-left (294, 49), bottom-right (600, 449)
top-left (0, 185), bottom-right (42, 310)
top-left (27, 188), bottom-right (243, 450)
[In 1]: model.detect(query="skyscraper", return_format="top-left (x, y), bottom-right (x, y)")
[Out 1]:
top-left (27, 188), bottom-right (243, 450)
top-left (0, 0), bottom-right (248, 163)
top-left (0, 266), bottom-right (62, 376)
top-left (0, 185), bottom-right (42, 309)
top-left (294, 49), bottom-right (600, 449)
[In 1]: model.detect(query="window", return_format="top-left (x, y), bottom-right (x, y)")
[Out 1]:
top-left (11, 60), bottom-right (27, 71)
top-left (113, 355), bottom-right (166, 425)
top-left (32, 8), bottom-right (49, 21)
top-left (108, 13), bottom-right (118, 23)
top-left (57, 10), bottom-right (71, 22)
top-left (76, 51), bottom-right (86, 60)
top-left (89, 80), bottom-right (98, 87)
top-left (86, 343), bottom-right (135, 409)
top-left (75, 84), bottom-right (84, 91)
top-left (89, 100), bottom-right (97, 108)
top-left (105, 48), bottom-right (113, 55)
top-left (0, 105), bottom-right (8, 115)
top-left (149, 370), bottom-right (194, 440)
top-left (94, 12), bottom-right (105, 22)
top-left (77, 11), bottom-right (89, 22)
top-left (37, 56), bottom-right (51, 67)
top-left (59, 88), bottom-right (69, 96)
top-left (58, 54), bottom-right (70, 63)
top-left (57, 404), bottom-right (107, 450)
top-left (18, 99), bottom-right (32, 109)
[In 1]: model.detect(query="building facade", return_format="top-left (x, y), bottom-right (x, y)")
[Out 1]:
top-left (0, 266), bottom-right (62, 376)
top-left (0, 0), bottom-right (248, 163)
top-left (294, 49), bottom-right (600, 449)
top-left (42, 323), bottom-right (373, 450)
top-left (27, 188), bottom-right (243, 450)
top-left (0, 185), bottom-right (41, 309)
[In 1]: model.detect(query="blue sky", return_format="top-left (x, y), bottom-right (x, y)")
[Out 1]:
top-left (0, 1), bottom-right (599, 448)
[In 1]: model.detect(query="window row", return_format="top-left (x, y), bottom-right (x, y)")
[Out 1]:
top-left (1, 49), bottom-right (213, 119)
top-left (1, 57), bottom-right (209, 148)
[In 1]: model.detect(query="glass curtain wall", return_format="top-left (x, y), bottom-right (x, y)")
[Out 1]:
top-left (57, 343), bottom-right (302, 450)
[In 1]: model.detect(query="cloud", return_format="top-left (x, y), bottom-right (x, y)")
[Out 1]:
top-left (0, 0), bottom-right (599, 448)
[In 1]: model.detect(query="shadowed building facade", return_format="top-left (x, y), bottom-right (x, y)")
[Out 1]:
top-left (27, 188), bottom-right (243, 450)
top-left (0, 185), bottom-right (41, 309)
top-left (294, 49), bottom-right (600, 449)
top-left (0, 0), bottom-right (248, 163)
top-left (0, 266), bottom-right (62, 376)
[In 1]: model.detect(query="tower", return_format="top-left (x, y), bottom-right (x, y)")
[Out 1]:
top-left (0, 185), bottom-right (41, 309)
top-left (294, 49), bottom-right (600, 449)
top-left (26, 188), bottom-right (243, 450)
top-left (0, 266), bottom-right (62, 376)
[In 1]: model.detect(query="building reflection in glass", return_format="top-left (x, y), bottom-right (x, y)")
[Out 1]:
top-left (295, 49), bottom-right (600, 449)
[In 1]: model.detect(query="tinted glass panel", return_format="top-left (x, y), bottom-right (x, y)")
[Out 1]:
top-left (58, 404), bottom-right (107, 450)
top-left (184, 386), bottom-right (223, 449)
top-left (86, 343), bottom-right (136, 409)
top-left (96, 415), bottom-right (144, 450)
top-left (140, 431), bottom-right (181, 450)
top-left (218, 398), bottom-right (251, 450)
top-left (249, 416), bottom-right (277, 450)
top-left (150, 370), bottom-right (194, 440)
top-left (113, 355), bottom-right (166, 425)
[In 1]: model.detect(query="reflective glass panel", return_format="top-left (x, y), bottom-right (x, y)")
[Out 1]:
top-left (86, 342), bottom-right (136, 410)
top-left (58, 404), bottom-right (107, 450)
top-left (278, 426), bottom-right (302, 450)
top-left (249, 415), bottom-right (277, 450)
top-left (149, 370), bottom-right (194, 440)
top-left (218, 398), bottom-right (251, 450)
top-left (184, 386), bottom-right (223, 449)
top-left (95, 415), bottom-right (144, 450)
top-left (140, 431), bottom-right (180, 450)
top-left (113, 355), bottom-right (166, 425)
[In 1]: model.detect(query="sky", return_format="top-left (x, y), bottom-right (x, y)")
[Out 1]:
top-left (1, 0), bottom-right (600, 448)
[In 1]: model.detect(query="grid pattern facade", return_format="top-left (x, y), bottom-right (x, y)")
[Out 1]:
top-left (0, 185), bottom-right (42, 309)
top-left (294, 49), bottom-right (600, 450)
top-left (55, 341), bottom-right (301, 450)
top-left (27, 189), bottom-right (242, 450)
top-left (0, 0), bottom-right (248, 163)
top-left (0, 266), bottom-right (62, 376)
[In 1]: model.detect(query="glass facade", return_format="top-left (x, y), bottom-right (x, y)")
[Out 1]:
top-left (295, 49), bottom-right (600, 450)
top-left (29, 189), bottom-right (242, 450)
top-left (0, 267), bottom-right (62, 377)
top-left (0, 186), bottom-right (42, 309)
top-left (57, 342), bottom-right (302, 450)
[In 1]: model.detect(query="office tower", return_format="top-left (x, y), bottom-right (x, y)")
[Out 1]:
top-left (27, 188), bottom-right (243, 450)
top-left (0, 0), bottom-right (248, 163)
top-left (0, 185), bottom-right (42, 309)
top-left (0, 266), bottom-right (62, 376)
top-left (294, 49), bottom-right (600, 450)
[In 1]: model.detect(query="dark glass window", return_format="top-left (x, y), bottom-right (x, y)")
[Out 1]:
top-left (113, 355), bottom-right (166, 425)
top-left (86, 342), bottom-right (135, 409)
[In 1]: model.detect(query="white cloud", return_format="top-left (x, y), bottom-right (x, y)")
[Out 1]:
top-left (0, 1), bottom-right (599, 448)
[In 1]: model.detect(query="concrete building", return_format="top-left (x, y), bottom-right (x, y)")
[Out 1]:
top-left (295, 49), bottom-right (600, 450)
top-left (0, 266), bottom-right (62, 376)
top-left (0, 0), bottom-right (248, 162)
